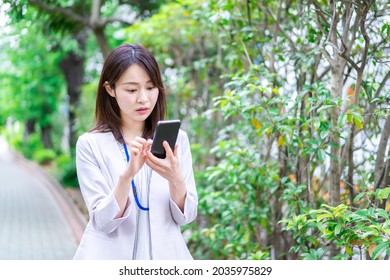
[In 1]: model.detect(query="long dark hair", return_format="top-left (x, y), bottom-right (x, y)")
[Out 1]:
top-left (91, 43), bottom-right (166, 142)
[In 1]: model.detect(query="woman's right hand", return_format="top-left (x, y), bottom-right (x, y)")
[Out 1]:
top-left (115, 136), bottom-right (148, 218)
top-left (121, 136), bottom-right (149, 180)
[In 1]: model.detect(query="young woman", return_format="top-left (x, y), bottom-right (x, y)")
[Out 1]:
top-left (73, 43), bottom-right (198, 260)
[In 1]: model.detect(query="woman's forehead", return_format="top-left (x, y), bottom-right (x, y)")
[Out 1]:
top-left (118, 64), bottom-right (153, 85)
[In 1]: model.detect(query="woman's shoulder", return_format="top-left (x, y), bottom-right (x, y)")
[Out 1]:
top-left (77, 130), bottom-right (115, 147)
top-left (178, 129), bottom-right (189, 141)
top-left (177, 129), bottom-right (192, 149)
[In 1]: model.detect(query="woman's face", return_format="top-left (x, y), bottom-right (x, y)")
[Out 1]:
top-left (106, 63), bottom-right (159, 127)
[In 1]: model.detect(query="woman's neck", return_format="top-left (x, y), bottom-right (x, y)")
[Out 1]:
top-left (121, 121), bottom-right (144, 141)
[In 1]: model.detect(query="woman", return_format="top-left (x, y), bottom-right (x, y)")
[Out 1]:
top-left (73, 43), bottom-right (198, 260)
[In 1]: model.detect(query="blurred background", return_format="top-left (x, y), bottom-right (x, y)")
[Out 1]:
top-left (0, 0), bottom-right (389, 260)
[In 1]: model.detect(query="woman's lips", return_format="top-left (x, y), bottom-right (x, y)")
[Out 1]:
top-left (136, 108), bottom-right (149, 115)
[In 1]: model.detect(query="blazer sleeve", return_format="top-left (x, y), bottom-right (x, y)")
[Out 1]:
top-left (76, 133), bottom-right (132, 234)
top-left (169, 130), bottom-right (198, 225)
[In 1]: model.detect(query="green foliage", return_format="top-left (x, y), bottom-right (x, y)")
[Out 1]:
top-left (137, 0), bottom-right (389, 260)
top-left (33, 149), bottom-right (57, 165)
top-left (186, 67), bottom-right (275, 259)
top-left (301, 248), bottom-right (326, 260)
top-left (0, 5), bottom-right (66, 152)
top-left (354, 187), bottom-right (390, 207)
top-left (281, 204), bottom-right (390, 259)
top-left (56, 153), bottom-right (78, 187)
top-left (11, 133), bottom-right (44, 160)
top-left (247, 250), bottom-right (271, 260)
top-left (76, 81), bottom-right (97, 135)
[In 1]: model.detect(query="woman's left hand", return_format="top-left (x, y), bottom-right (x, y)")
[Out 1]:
top-left (145, 140), bottom-right (182, 182)
top-left (145, 140), bottom-right (186, 211)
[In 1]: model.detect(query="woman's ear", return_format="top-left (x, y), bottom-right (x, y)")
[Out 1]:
top-left (104, 81), bottom-right (115, 97)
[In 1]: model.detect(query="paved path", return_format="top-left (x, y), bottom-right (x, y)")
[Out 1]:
top-left (0, 136), bottom-right (86, 259)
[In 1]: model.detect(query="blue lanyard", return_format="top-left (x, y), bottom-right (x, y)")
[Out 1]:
top-left (122, 137), bottom-right (150, 211)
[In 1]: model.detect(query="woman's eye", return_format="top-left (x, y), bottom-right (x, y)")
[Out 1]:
top-left (147, 86), bottom-right (156, 90)
top-left (127, 89), bottom-right (137, 93)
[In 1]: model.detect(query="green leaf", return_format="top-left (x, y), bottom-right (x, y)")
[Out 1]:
top-left (318, 149), bottom-right (326, 162)
top-left (353, 192), bottom-right (366, 203)
top-left (292, 245), bottom-right (300, 253)
top-left (335, 224), bottom-right (342, 235)
top-left (371, 242), bottom-right (390, 260)
top-left (317, 104), bottom-right (336, 113)
top-left (347, 113), bottom-right (353, 124)
top-left (370, 97), bottom-right (381, 103)
top-left (345, 244), bottom-right (353, 256)
top-left (377, 187), bottom-right (390, 199)
top-left (317, 212), bottom-right (333, 222)
top-left (377, 209), bottom-right (389, 219)
top-left (320, 130), bottom-right (329, 140)
top-left (313, 118), bottom-right (321, 130)
top-left (353, 116), bottom-right (364, 130)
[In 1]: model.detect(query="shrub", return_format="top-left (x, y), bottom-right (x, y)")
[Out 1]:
top-left (56, 154), bottom-right (78, 187)
top-left (33, 148), bottom-right (56, 165)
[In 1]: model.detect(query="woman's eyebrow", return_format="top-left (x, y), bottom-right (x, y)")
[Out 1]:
top-left (121, 80), bottom-right (153, 85)
top-left (121, 81), bottom-right (139, 85)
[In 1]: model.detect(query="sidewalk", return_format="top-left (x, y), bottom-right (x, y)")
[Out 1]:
top-left (0, 137), bottom-right (86, 259)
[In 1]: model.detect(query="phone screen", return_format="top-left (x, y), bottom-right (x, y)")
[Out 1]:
top-left (151, 120), bottom-right (181, 158)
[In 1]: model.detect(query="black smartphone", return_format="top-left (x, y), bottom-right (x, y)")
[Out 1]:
top-left (151, 120), bottom-right (181, 159)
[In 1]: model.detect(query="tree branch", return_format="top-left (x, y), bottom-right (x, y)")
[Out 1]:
top-left (317, 65), bottom-right (331, 80)
top-left (346, 126), bottom-right (355, 206)
top-left (262, 3), bottom-right (298, 53)
top-left (322, 47), bottom-right (334, 67)
top-left (363, 70), bottom-right (390, 126)
top-left (28, 0), bottom-right (88, 25)
top-left (90, 0), bottom-right (101, 27)
top-left (29, 0), bottom-right (133, 30)
top-left (374, 113), bottom-right (390, 189)
top-left (309, 0), bottom-right (330, 26)
top-left (348, 3), bottom-right (360, 50)
top-left (246, 0), bottom-right (252, 26)
top-left (328, 0), bottom-right (339, 48)
top-left (101, 17), bottom-right (134, 27)
top-left (358, 1), bottom-right (372, 76)
top-left (338, 40), bottom-right (360, 71)
top-left (341, 1), bottom-right (353, 43)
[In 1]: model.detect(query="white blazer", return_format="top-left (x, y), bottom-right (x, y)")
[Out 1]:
top-left (73, 129), bottom-right (198, 260)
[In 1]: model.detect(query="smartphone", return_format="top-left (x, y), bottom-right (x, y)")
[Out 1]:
top-left (151, 120), bottom-right (181, 159)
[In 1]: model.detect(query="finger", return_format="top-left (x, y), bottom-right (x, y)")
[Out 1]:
top-left (134, 136), bottom-right (147, 145)
top-left (163, 141), bottom-right (174, 158)
top-left (145, 156), bottom-right (157, 169)
top-left (146, 150), bottom-right (163, 165)
top-left (131, 140), bottom-right (144, 150)
top-left (145, 156), bottom-right (165, 174)
top-left (131, 147), bottom-right (141, 157)
top-left (144, 139), bottom-right (153, 153)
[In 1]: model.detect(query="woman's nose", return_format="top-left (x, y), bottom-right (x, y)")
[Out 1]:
top-left (137, 88), bottom-right (148, 103)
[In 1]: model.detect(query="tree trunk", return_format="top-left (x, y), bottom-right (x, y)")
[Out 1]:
top-left (328, 57), bottom-right (345, 207)
top-left (41, 125), bottom-right (52, 149)
top-left (93, 26), bottom-right (111, 59)
top-left (374, 113), bottom-right (390, 210)
top-left (328, 56), bottom-right (346, 259)
top-left (272, 144), bottom-right (288, 259)
top-left (24, 119), bottom-right (36, 143)
top-left (60, 32), bottom-right (86, 153)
